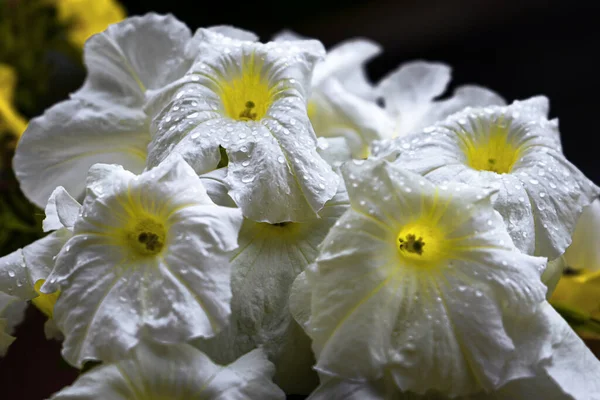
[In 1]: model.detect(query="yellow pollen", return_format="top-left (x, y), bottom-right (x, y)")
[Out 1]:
top-left (459, 118), bottom-right (522, 174)
top-left (396, 220), bottom-right (447, 267)
top-left (219, 55), bottom-right (274, 122)
top-left (124, 218), bottom-right (166, 257)
top-left (32, 280), bottom-right (60, 319)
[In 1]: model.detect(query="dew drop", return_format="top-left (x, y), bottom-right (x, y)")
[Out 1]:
top-left (277, 156), bottom-right (285, 164)
top-left (241, 175), bottom-right (255, 183)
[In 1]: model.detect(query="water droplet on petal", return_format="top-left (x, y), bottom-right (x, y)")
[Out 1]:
top-left (241, 175), bottom-right (255, 183)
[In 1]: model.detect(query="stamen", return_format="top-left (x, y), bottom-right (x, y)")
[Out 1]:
top-left (399, 234), bottom-right (426, 255)
top-left (239, 100), bottom-right (257, 120)
top-left (138, 232), bottom-right (163, 252)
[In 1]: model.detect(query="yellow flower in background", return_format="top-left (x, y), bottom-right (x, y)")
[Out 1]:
top-left (0, 64), bottom-right (28, 138)
top-left (52, 0), bottom-right (126, 49)
top-left (551, 270), bottom-right (600, 339)
top-left (550, 199), bottom-right (600, 339)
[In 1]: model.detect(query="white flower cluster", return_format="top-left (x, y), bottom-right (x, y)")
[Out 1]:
top-left (1, 12), bottom-right (599, 400)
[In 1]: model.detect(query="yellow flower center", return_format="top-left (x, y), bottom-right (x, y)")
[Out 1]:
top-left (459, 118), bottom-right (522, 174)
top-left (32, 280), bottom-right (60, 319)
top-left (218, 56), bottom-right (274, 122)
top-left (122, 217), bottom-right (167, 258)
top-left (396, 219), bottom-right (448, 267)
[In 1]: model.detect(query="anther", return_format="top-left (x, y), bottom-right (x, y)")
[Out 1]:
top-left (239, 100), bottom-right (258, 120)
top-left (399, 234), bottom-right (426, 255)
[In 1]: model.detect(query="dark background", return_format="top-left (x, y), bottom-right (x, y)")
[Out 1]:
top-left (3, 0), bottom-right (600, 399)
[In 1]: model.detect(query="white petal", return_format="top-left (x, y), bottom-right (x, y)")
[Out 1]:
top-left (0, 230), bottom-right (69, 300)
top-left (272, 30), bottom-right (305, 41)
top-left (377, 62), bottom-right (504, 138)
top-left (199, 168), bottom-right (237, 207)
top-left (14, 99), bottom-right (148, 208)
top-left (44, 157), bottom-right (243, 367)
top-left (412, 85), bottom-right (506, 131)
top-left (377, 61), bottom-right (451, 121)
top-left (273, 33), bottom-right (380, 99)
top-left (0, 292), bottom-right (26, 356)
top-left (196, 186), bottom-right (349, 393)
top-left (316, 137), bottom-right (353, 169)
top-left (49, 343), bottom-right (284, 400)
top-left (306, 160), bottom-right (549, 396)
top-left (539, 303), bottom-right (600, 398)
top-left (313, 39), bottom-right (382, 99)
top-left (310, 79), bottom-right (393, 158)
top-left (148, 35), bottom-right (338, 222)
top-left (184, 26), bottom-right (259, 62)
top-left (75, 13), bottom-right (193, 107)
top-left (43, 186), bottom-right (82, 232)
top-left (207, 25), bottom-right (258, 42)
top-left (541, 256), bottom-right (566, 299)
top-left (289, 270), bottom-right (312, 329)
top-left (564, 198), bottom-right (600, 271)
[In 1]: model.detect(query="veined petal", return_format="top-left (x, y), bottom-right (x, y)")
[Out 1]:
top-left (196, 184), bottom-right (349, 394)
top-left (376, 61), bottom-right (504, 138)
top-left (383, 97), bottom-right (600, 259)
top-left (75, 13), bottom-right (193, 107)
top-left (147, 29), bottom-right (338, 222)
top-left (43, 187), bottom-right (82, 232)
top-left (305, 160), bottom-right (548, 396)
top-left (14, 99), bottom-right (148, 208)
top-left (42, 156), bottom-right (243, 367)
top-left (49, 343), bottom-right (284, 400)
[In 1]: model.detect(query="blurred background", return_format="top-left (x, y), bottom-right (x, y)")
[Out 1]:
top-left (0, 0), bottom-right (599, 398)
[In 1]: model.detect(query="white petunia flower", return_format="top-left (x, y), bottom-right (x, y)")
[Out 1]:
top-left (49, 343), bottom-right (285, 400)
top-left (374, 97), bottom-right (600, 259)
top-left (0, 186), bottom-right (80, 339)
top-left (146, 28), bottom-right (339, 223)
top-left (377, 61), bottom-right (505, 139)
top-left (0, 292), bottom-right (26, 356)
top-left (41, 156), bottom-right (243, 367)
top-left (14, 13), bottom-right (194, 208)
top-left (193, 171), bottom-right (348, 394)
top-left (292, 159), bottom-right (593, 397)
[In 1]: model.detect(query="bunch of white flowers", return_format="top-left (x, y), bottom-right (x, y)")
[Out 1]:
top-left (1, 13), bottom-right (599, 399)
